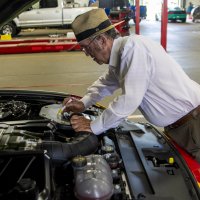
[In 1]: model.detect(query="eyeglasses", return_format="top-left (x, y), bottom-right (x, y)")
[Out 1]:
top-left (80, 36), bottom-right (97, 55)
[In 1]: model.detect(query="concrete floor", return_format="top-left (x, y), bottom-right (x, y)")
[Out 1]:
top-left (0, 19), bottom-right (200, 112)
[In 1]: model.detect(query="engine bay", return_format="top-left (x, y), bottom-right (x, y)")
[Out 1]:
top-left (0, 90), bottom-right (199, 200)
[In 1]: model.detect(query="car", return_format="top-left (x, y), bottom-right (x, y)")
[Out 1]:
top-left (1, 91), bottom-right (200, 200)
top-left (0, 1), bottom-right (200, 200)
top-left (191, 6), bottom-right (200, 22)
top-left (0, 0), bottom-right (97, 36)
top-left (155, 6), bottom-right (187, 23)
top-left (168, 6), bottom-right (187, 22)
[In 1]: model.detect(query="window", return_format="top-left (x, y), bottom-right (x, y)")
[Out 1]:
top-left (39, 0), bottom-right (58, 8)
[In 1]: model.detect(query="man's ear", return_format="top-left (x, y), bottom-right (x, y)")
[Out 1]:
top-left (98, 34), bottom-right (107, 49)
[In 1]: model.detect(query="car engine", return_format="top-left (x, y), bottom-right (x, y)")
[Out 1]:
top-left (0, 90), bottom-right (199, 200)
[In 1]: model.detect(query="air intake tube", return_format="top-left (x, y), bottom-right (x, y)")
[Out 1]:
top-left (37, 132), bottom-right (99, 163)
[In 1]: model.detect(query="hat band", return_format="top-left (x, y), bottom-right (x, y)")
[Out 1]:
top-left (76, 19), bottom-right (112, 42)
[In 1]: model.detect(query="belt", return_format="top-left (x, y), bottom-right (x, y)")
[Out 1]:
top-left (165, 105), bottom-right (200, 130)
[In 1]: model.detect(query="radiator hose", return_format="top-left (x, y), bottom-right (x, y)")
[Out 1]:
top-left (37, 132), bottom-right (99, 163)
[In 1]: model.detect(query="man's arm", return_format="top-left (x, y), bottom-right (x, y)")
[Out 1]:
top-left (81, 67), bottom-right (120, 109)
top-left (90, 41), bottom-right (153, 134)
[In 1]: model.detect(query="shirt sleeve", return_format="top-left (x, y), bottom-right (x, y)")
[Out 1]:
top-left (81, 67), bottom-right (120, 109)
top-left (91, 41), bottom-right (153, 135)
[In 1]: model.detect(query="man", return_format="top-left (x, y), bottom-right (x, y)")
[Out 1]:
top-left (88, 0), bottom-right (96, 6)
top-left (63, 8), bottom-right (200, 162)
top-left (186, 2), bottom-right (194, 18)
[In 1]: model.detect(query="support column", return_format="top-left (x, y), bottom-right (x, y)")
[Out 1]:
top-left (161, 0), bottom-right (168, 50)
top-left (135, 0), bottom-right (140, 34)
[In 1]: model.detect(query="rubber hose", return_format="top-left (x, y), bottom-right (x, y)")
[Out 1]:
top-left (37, 132), bottom-right (99, 163)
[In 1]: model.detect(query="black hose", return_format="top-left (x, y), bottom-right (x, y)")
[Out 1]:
top-left (37, 132), bottom-right (99, 163)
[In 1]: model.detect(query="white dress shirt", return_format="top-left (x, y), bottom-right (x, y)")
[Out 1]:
top-left (81, 35), bottom-right (200, 135)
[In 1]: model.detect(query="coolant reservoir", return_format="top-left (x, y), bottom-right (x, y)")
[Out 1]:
top-left (72, 155), bottom-right (114, 200)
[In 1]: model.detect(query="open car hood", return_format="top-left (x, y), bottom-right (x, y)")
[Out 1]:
top-left (0, 0), bottom-right (39, 28)
top-left (0, 90), bottom-right (200, 200)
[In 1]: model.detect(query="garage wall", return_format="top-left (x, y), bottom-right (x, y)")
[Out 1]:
top-left (75, 0), bottom-right (89, 7)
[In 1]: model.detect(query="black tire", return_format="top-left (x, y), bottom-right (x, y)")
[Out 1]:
top-left (0, 22), bottom-right (17, 36)
top-left (16, 27), bottom-right (21, 35)
top-left (181, 19), bottom-right (186, 23)
top-left (133, 18), bottom-right (141, 23)
top-left (155, 14), bottom-right (159, 21)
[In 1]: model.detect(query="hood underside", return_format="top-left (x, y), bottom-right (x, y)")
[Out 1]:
top-left (0, 0), bottom-right (39, 28)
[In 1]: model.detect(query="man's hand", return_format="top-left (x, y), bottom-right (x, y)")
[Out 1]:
top-left (70, 115), bottom-right (92, 133)
top-left (62, 97), bottom-right (85, 113)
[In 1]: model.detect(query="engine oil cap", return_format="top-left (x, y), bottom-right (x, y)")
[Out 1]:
top-left (72, 155), bottom-right (87, 168)
top-left (101, 145), bottom-right (114, 154)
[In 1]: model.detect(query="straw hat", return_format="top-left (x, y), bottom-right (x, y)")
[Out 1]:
top-left (72, 8), bottom-right (114, 42)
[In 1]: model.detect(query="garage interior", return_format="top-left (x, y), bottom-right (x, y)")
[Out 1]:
top-left (0, 0), bottom-right (200, 199)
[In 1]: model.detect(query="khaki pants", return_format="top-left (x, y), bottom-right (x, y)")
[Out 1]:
top-left (164, 113), bottom-right (200, 163)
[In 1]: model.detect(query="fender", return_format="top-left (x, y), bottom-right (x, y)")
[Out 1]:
top-left (13, 17), bottom-right (20, 27)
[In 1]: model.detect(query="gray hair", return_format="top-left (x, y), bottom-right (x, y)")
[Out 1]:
top-left (91, 28), bottom-right (119, 42)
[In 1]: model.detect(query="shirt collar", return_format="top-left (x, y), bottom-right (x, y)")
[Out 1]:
top-left (109, 36), bottom-right (125, 68)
